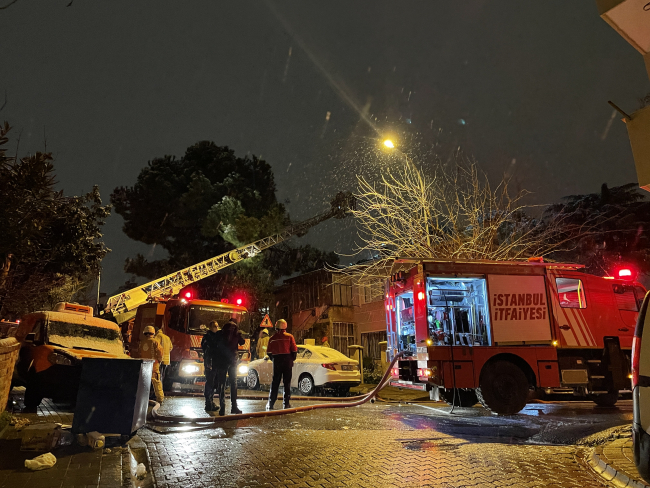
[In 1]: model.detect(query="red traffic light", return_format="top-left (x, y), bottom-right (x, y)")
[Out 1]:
top-left (236, 298), bottom-right (243, 306)
top-left (184, 291), bottom-right (193, 299)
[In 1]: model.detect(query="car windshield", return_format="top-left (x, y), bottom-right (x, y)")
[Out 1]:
top-left (47, 320), bottom-right (124, 355)
top-left (187, 305), bottom-right (245, 334)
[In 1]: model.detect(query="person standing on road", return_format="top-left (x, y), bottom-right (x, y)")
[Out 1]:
top-left (201, 321), bottom-right (220, 411)
top-left (214, 318), bottom-right (245, 416)
top-left (132, 325), bottom-right (164, 404)
top-left (256, 328), bottom-right (270, 359)
top-left (154, 326), bottom-right (173, 389)
top-left (266, 319), bottom-right (298, 410)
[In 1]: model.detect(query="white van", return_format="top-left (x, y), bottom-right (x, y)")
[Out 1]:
top-left (632, 293), bottom-right (650, 482)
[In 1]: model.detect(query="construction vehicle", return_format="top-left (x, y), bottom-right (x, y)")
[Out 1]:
top-left (103, 192), bottom-right (355, 391)
top-left (386, 258), bottom-right (646, 414)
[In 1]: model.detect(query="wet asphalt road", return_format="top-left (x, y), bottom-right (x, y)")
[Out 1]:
top-left (141, 394), bottom-right (633, 487)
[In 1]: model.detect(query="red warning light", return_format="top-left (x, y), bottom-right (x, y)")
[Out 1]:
top-left (612, 266), bottom-right (636, 281)
top-left (236, 298), bottom-right (243, 306)
top-left (184, 291), bottom-right (192, 299)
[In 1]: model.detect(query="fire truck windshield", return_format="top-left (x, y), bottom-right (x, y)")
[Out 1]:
top-left (187, 305), bottom-right (244, 334)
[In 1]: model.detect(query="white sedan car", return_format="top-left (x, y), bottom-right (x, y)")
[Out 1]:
top-left (246, 344), bottom-right (361, 395)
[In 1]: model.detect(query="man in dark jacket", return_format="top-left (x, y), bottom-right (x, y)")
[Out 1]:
top-left (214, 318), bottom-right (245, 416)
top-left (201, 321), bottom-right (220, 411)
top-left (266, 319), bottom-right (298, 410)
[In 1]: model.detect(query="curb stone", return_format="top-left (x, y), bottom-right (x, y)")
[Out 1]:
top-left (588, 445), bottom-right (649, 488)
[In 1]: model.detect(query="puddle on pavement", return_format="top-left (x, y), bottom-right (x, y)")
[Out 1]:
top-left (401, 439), bottom-right (466, 451)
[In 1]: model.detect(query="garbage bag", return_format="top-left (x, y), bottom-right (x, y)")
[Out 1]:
top-left (135, 462), bottom-right (147, 480)
top-left (25, 452), bottom-right (57, 470)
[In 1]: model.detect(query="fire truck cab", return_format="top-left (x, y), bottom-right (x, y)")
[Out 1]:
top-left (387, 259), bottom-right (645, 414)
top-left (130, 299), bottom-right (247, 391)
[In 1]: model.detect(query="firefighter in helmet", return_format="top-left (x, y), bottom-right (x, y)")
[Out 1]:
top-left (132, 325), bottom-right (164, 403)
top-left (266, 319), bottom-right (298, 410)
top-left (256, 327), bottom-right (270, 359)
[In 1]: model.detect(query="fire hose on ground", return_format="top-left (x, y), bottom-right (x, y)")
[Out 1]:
top-left (147, 352), bottom-right (406, 425)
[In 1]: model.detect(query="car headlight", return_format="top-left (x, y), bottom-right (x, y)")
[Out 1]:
top-left (47, 352), bottom-right (75, 366)
top-left (238, 365), bottom-right (249, 374)
top-left (182, 364), bottom-right (200, 374)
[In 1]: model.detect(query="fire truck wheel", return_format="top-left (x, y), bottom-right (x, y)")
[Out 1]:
top-left (476, 360), bottom-right (529, 415)
top-left (441, 388), bottom-right (478, 407)
top-left (588, 389), bottom-right (619, 407)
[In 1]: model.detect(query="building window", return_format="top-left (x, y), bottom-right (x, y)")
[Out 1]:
top-left (556, 278), bottom-right (587, 309)
top-left (332, 283), bottom-right (353, 306)
top-left (361, 282), bottom-right (384, 304)
top-left (332, 322), bottom-right (356, 355)
top-left (361, 331), bottom-right (387, 360)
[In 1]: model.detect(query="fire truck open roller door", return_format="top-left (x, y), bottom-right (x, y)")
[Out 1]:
top-left (387, 259), bottom-right (645, 415)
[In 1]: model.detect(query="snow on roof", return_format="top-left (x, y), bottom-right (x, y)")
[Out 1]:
top-left (39, 311), bottom-right (120, 331)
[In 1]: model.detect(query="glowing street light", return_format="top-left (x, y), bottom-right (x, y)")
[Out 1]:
top-left (383, 139), bottom-right (395, 149)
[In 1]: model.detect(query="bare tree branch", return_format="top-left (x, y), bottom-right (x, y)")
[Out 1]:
top-left (0, 0), bottom-right (19, 9)
top-left (336, 155), bottom-right (588, 285)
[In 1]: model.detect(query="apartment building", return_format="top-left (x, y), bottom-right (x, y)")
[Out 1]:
top-left (274, 269), bottom-right (387, 361)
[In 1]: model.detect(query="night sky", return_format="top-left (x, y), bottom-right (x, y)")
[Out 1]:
top-left (2, 0), bottom-right (649, 295)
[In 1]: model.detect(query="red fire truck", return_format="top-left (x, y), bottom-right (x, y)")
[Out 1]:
top-left (386, 258), bottom-right (646, 414)
top-left (129, 298), bottom-right (248, 391)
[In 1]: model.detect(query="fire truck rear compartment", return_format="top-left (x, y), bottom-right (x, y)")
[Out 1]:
top-left (394, 277), bottom-right (491, 355)
top-left (426, 277), bottom-right (491, 347)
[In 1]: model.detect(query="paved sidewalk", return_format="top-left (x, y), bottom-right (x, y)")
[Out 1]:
top-left (588, 429), bottom-right (650, 488)
top-left (1, 391), bottom-right (131, 488)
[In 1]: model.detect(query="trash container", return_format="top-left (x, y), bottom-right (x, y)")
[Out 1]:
top-left (0, 337), bottom-right (20, 412)
top-left (72, 357), bottom-right (154, 435)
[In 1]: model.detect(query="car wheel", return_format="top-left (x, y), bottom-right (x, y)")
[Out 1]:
top-left (441, 388), bottom-right (478, 407)
top-left (247, 370), bottom-right (260, 390)
top-left (589, 389), bottom-right (619, 407)
top-left (476, 360), bottom-right (529, 415)
top-left (298, 374), bottom-right (315, 396)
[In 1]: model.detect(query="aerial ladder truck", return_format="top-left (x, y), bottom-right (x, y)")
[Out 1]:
top-left (102, 192), bottom-right (355, 390)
